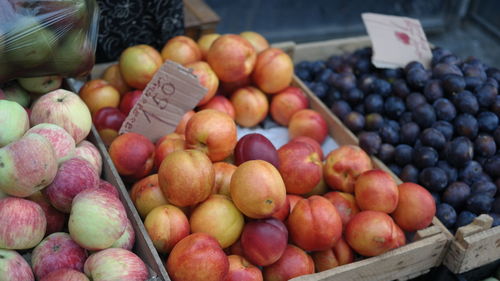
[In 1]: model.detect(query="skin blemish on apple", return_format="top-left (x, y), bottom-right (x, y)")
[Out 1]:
top-left (266, 199), bottom-right (273, 204)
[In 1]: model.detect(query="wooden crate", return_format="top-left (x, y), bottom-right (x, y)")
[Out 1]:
top-left (292, 36), bottom-right (500, 275)
top-left (183, 0), bottom-right (220, 40)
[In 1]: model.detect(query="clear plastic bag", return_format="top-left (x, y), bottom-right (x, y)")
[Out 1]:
top-left (0, 0), bottom-right (99, 83)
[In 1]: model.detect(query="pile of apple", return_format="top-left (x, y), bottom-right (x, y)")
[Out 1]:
top-left (79, 31), bottom-right (438, 281)
top-left (0, 90), bottom-right (150, 280)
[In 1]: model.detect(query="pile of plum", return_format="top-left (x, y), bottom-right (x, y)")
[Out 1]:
top-left (296, 46), bottom-right (500, 232)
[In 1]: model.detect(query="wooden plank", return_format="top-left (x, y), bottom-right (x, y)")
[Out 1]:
top-left (183, 0), bottom-right (220, 39)
top-left (88, 126), bottom-right (170, 281)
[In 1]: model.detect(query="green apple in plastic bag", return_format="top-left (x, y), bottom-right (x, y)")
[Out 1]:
top-left (1, 81), bottom-right (31, 107)
top-left (52, 30), bottom-right (94, 77)
top-left (5, 16), bottom-right (56, 68)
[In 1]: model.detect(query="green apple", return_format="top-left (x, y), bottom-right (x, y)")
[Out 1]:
top-left (17, 75), bottom-right (62, 95)
top-left (0, 248), bottom-right (35, 281)
top-left (0, 100), bottom-right (29, 147)
top-left (6, 16), bottom-right (56, 68)
top-left (52, 31), bottom-right (94, 77)
top-left (1, 81), bottom-right (30, 107)
top-left (84, 248), bottom-right (148, 281)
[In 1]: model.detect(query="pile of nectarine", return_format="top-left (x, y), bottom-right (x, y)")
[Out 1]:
top-left (91, 31), bottom-right (437, 281)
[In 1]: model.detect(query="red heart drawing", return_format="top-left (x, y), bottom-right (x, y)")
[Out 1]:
top-left (395, 31), bottom-right (410, 45)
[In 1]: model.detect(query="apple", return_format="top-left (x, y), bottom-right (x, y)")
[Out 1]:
top-left (44, 157), bottom-right (99, 213)
top-left (98, 179), bottom-right (120, 198)
top-left (0, 197), bottom-right (46, 249)
top-left (212, 162), bottom-right (237, 196)
top-left (175, 110), bottom-right (195, 135)
top-left (185, 109), bottom-right (238, 162)
top-left (25, 123), bottom-right (76, 163)
top-left (270, 86), bottom-right (309, 126)
top-left (30, 89), bottom-right (92, 144)
top-left (0, 248), bottom-right (35, 281)
top-left (287, 196), bottom-right (342, 251)
top-left (277, 141), bottom-right (322, 194)
top-left (288, 109), bottom-right (328, 144)
top-left (119, 44), bottom-right (163, 90)
top-left (102, 64), bottom-right (132, 95)
top-left (84, 248), bottom-right (149, 281)
top-left (225, 255), bottom-right (263, 281)
top-left (161, 35), bottom-right (202, 65)
top-left (0, 133), bottom-right (57, 197)
top-left (28, 191), bottom-right (67, 235)
top-left (345, 210), bottom-right (395, 257)
top-left (51, 31), bottom-right (94, 77)
top-left (1, 80), bottom-right (30, 107)
top-left (197, 33), bottom-right (221, 60)
top-left (207, 34), bottom-right (257, 82)
top-left (0, 99), bottom-right (29, 147)
top-left (31, 232), bottom-right (87, 280)
top-left (119, 90), bottom-right (142, 115)
top-left (144, 204), bottom-right (190, 254)
top-left (252, 48), bottom-right (293, 94)
top-left (240, 218), bottom-right (288, 266)
top-left (230, 86), bottom-right (269, 127)
top-left (323, 191), bottom-right (360, 226)
top-left (75, 140), bottom-right (102, 175)
top-left (190, 194), bottom-right (245, 248)
top-left (0, 189), bottom-right (8, 200)
top-left (262, 244), bottom-right (315, 281)
top-left (130, 174), bottom-right (168, 218)
top-left (231, 160), bottom-right (286, 218)
top-left (158, 149), bottom-right (214, 207)
top-left (111, 218), bottom-right (135, 250)
top-left (92, 107), bottom-right (126, 146)
top-left (323, 145), bottom-right (373, 193)
top-left (186, 61), bottom-right (219, 106)
top-left (354, 169), bottom-right (399, 213)
top-left (69, 188), bottom-right (128, 250)
top-left (17, 75), bottom-right (63, 96)
top-left (40, 269), bottom-right (89, 281)
top-left (166, 233), bottom-right (229, 281)
top-left (79, 79), bottom-right (120, 115)
top-left (234, 133), bottom-right (279, 168)
top-left (5, 16), bottom-right (55, 68)
top-left (240, 31), bottom-right (269, 53)
top-left (109, 132), bottom-right (155, 180)
top-left (392, 182), bottom-right (436, 232)
top-left (199, 95), bottom-right (236, 119)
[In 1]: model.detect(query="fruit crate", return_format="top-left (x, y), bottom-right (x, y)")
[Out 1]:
top-left (291, 35), bottom-right (500, 275)
top-left (85, 125), bottom-right (169, 281)
top-left (183, 0), bottom-right (220, 40)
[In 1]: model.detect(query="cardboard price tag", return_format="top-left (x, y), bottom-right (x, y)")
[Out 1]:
top-left (362, 13), bottom-right (433, 69)
top-left (119, 60), bottom-right (207, 143)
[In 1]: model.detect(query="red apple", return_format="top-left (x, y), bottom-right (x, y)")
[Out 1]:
top-left (31, 232), bottom-right (87, 280)
top-left (75, 140), bottom-right (102, 175)
top-left (225, 255), bottom-right (263, 281)
top-left (354, 169), bottom-right (399, 213)
top-left (84, 248), bottom-right (149, 281)
top-left (0, 197), bottom-right (46, 249)
top-left (40, 268), bottom-right (89, 281)
top-left (93, 107), bottom-right (126, 146)
top-left (262, 244), bottom-right (314, 281)
top-left (392, 183), bottom-right (436, 232)
top-left (240, 218), bottom-right (288, 266)
top-left (25, 123), bottom-right (76, 163)
top-left (44, 157), bottom-right (100, 213)
top-left (98, 179), bottom-right (120, 198)
top-left (0, 248), bottom-right (35, 281)
top-left (166, 233), bottom-right (229, 281)
top-left (119, 90), bottom-right (142, 116)
top-left (28, 191), bottom-right (67, 235)
top-left (234, 133), bottom-right (279, 168)
top-left (111, 218), bottom-right (135, 251)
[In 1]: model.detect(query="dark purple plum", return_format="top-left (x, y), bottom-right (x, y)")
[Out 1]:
top-left (494, 127), bottom-right (500, 146)
top-left (358, 131), bottom-right (382, 155)
top-left (491, 96), bottom-right (500, 117)
top-left (406, 92), bottom-right (427, 111)
top-left (358, 74), bottom-right (377, 93)
top-left (353, 104), bottom-right (365, 115)
top-left (442, 181), bottom-right (471, 209)
top-left (432, 121), bottom-right (454, 141)
top-left (383, 96), bottom-right (406, 119)
top-left (315, 68), bottom-right (333, 83)
top-left (475, 84), bottom-right (498, 108)
top-left (452, 90), bottom-right (479, 115)
top-left (419, 167), bottom-right (448, 192)
top-left (424, 80), bottom-right (444, 102)
top-left (310, 82), bottom-right (328, 99)
top-left (477, 111), bottom-right (498, 133)
top-left (377, 143), bottom-right (395, 163)
top-left (439, 54), bottom-right (462, 65)
top-left (485, 77), bottom-right (499, 88)
top-left (446, 137), bottom-right (474, 168)
top-left (378, 123), bottom-right (399, 144)
top-left (432, 192), bottom-right (441, 205)
top-left (342, 87), bottom-right (364, 105)
top-left (392, 79), bottom-right (410, 98)
top-left (466, 194), bottom-right (494, 214)
top-left (484, 155), bottom-right (500, 178)
top-left (400, 122), bottom-right (420, 145)
top-left (433, 98), bottom-right (456, 121)
top-left (322, 88), bottom-right (341, 107)
top-left (442, 74), bottom-right (466, 94)
top-left (456, 211), bottom-right (477, 228)
top-left (437, 160), bottom-right (458, 183)
top-left (365, 113), bottom-right (385, 131)
top-left (326, 55), bottom-right (343, 70)
top-left (364, 94), bottom-right (384, 113)
top-left (487, 67), bottom-right (500, 81)
top-left (386, 120), bottom-right (400, 131)
top-left (372, 78), bottom-right (392, 97)
top-left (405, 61), bottom-right (425, 73)
top-left (330, 100), bottom-right (351, 120)
top-left (353, 59), bottom-right (371, 76)
top-left (431, 48), bottom-right (453, 66)
top-left (381, 68), bottom-right (403, 80)
top-left (400, 164), bottom-right (419, 183)
top-left (454, 113), bottom-right (479, 139)
top-left (474, 134), bottom-right (496, 157)
top-left (394, 144), bottom-right (414, 166)
top-left (413, 103), bottom-right (436, 129)
top-left (332, 72), bottom-right (356, 92)
top-left (462, 64), bottom-right (487, 81)
top-left (311, 60), bottom-right (326, 75)
top-left (420, 128), bottom-right (446, 150)
top-left (465, 76), bottom-right (483, 91)
top-left (436, 203), bottom-right (457, 228)
top-left (413, 146), bottom-right (439, 169)
top-left (432, 63), bottom-right (463, 77)
top-left (471, 181), bottom-right (497, 197)
top-left (458, 161), bottom-right (483, 185)
top-left (343, 111), bottom-right (365, 133)
top-left (399, 112), bottom-right (413, 125)
top-left (407, 67), bottom-right (430, 90)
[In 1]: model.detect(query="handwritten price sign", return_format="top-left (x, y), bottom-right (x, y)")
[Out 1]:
top-left (119, 61), bottom-right (207, 143)
top-left (362, 13), bottom-right (433, 69)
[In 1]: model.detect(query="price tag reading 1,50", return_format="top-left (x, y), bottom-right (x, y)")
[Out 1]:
top-left (119, 60), bottom-right (207, 143)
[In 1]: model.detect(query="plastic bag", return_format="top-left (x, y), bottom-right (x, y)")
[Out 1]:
top-left (0, 0), bottom-right (99, 83)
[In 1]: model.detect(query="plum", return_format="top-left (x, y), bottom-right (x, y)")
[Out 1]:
top-left (315, 68), bottom-right (333, 84)
top-left (365, 113), bottom-right (384, 131)
top-left (353, 104), bottom-right (365, 115)
top-left (377, 143), bottom-right (395, 163)
top-left (484, 155), bottom-right (500, 178)
top-left (358, 74), bottom-right (377, 93)
top-left (405, 92), bottom-right (427, 111)
top-left (371, 78), bottom-right (392, 96)
top-left (431, 48), bottom-right (452, 66)
top-left (323, 88), bottom-right (341, 107)
top-left (494, 128), bottom-right (500, 147)
top-left (436, 203), bottom-right (457, 229)
top-left (486, 67), bottom-right (500, 81)
top-left (420, 128), bottom-right (446, 150)
top-left (388, 163), bottom-right (402, 176)
top-left (462, 64), bottom-right (487, 81)
top-left (454, 113), bottom-right (479, 139)
top-left (466, 194), bottom-right (494, 214)
top-left (442, 74), bottom-right (466, 94)
top-left (394, 144), bottom-right (414, 166)
top-left (433, 98), bottom-right (456, 121)
top-left (432, 63), bottom-right (463, 77)
top-left (477, 111), bottom-right (498, 133)
top-left (332, 73), bottom-right (356, 92)
top-left (400, 164), bottom-right (419, 183)
top-left (471, 181), bottom-right (497, 197)
top-left (413, 146), bottom-right (439, 169)
top-left (342, 87), bottom-right (364, 105)
top-left (331, 100), bottom-right (352, 120)
top-left (437, 160), bottom-right (458, 183)
top-left (456, 211), bottom-right (477, 228)
top-left (439, 54), bottom-right (462, 65)
top-left (493, 197), bottom-right (500, 214)
top-left (431, 192), bottom-right (441, 205)
top-left (442, 182), bottom-right (471, 209)
top-left (405, 61), bottom-right (425, 73)
top-left (358, 131), bottom-right (382, 155)
top-left (399, 112), bottom-right (414, 125)
top-left (407, 67), bottom-right (430, 90)
top-left (432, 121), bottom-right (454, 141)
top-left (446, 137), bottom-right (474, 168)
top-left (392, 79), bottom-right (410, 98)
top-left (424, 80), bottom-right (444, 102)
top-left (474, 134), bottom-right (496, 157)
top-left (453, 90), bottom-right (479, 115)
top-left (413, 103), bottom-right (436, 129)
top-left (343, 112), bottom-right (365, 133)
top-left (465, 76), bottom-right (483, 91)
top-left (325, 55), bottom-right (343, 70)
top-left (310, 83), bottom-right (328, 100)
top-left (475, 84), bottom-right (498, 108)
top-left (489, 213), bottom-right (500, 227)
top-left (379, 123), bottom-right (399, 144)
top-left (458, 161), bottom-right (483, 185)
top-left (491, 96), bottom-right (500, 117)
top-left (419, 167), bottom-right (448, 192)
top-left (384, 96), bottom-right (406, 119)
